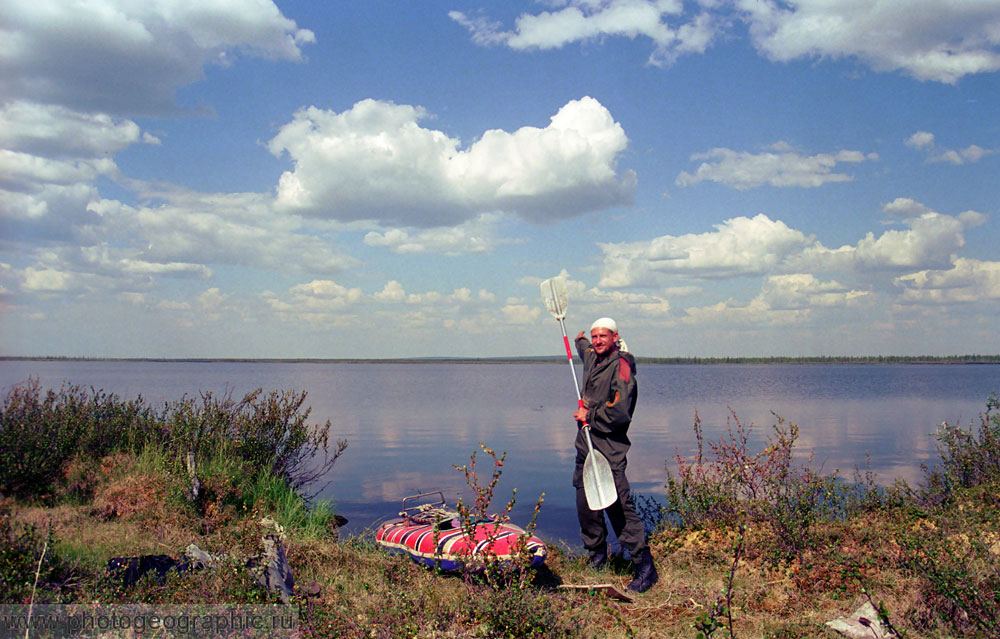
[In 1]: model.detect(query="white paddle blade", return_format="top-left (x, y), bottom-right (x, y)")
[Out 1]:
top-left (540, 276), bottom-right (569, 319)
top-left (583, 449), bottom-right (618, 510)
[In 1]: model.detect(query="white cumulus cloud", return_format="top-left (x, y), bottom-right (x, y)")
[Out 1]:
top-left (760, 274), bottom-right (870, 310)
top-left (260, 280), bottom-right (363, 327)
top-left (457, 0), bottom-right (1000, 83)
top-left (802, 211), bottom-right (981, 272)
top-left (905, 131), bottom-right (936, 150)
top-left (739, 0), bottom-right (1000, 83)
top-left (895, 258), bottom-right (1000, 304)
top-left (676, 143), bottom-right (876, 190)
top-left (599, 202), bottom-right (986, 290)
top-left (373, 280), bottom-right (407, 303)
top-left (87, 189), bottom-right (357, 276)
top-left (882, 197), bottom-right (932, 218)
top-left (0, 102), bottom-right (157, 238)
top-left (22, 267), bottom-right (74, 293)
top-left (905, 130), bottom-right (995, 165)
top-left (502, 303), bottom-right (542, 325)
top-left (0, 101), bottom-right (159, 158)
top-left (929, 145), bottom-right (994, 165)
top-left (599, 214), bottom-right (816, 286)
top-left (451, 0), bottom-right (717, 67)
top-left (269, 97), bottom-right (634, 226)
top-left (363, 213), bottom-right (513, 255)
top-left (0, 0), bottom-right (314, 116)
top-left (680, 296), bottom-right (807, 327)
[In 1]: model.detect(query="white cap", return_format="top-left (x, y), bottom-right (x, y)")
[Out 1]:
top-left (590, 317), bottom-right (617, 333)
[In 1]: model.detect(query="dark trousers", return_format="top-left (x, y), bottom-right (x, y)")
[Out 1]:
top-left (576, 469), bottom-right (647, 559)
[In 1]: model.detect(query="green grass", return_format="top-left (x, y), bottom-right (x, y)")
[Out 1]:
top-left (248, 472), bottom-right (337, 539)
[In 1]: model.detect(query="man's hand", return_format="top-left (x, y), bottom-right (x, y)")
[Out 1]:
top-left (573, 406), bottom-right (588, 424)
top-left (576, 331), bottom-right (586, 339)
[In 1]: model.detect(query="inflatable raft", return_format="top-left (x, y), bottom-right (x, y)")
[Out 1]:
top-left (375, 492), bottom-right (547, 572)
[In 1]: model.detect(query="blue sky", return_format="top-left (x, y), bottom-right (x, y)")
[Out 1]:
top-left (1, 0), bottom-right (998, 358)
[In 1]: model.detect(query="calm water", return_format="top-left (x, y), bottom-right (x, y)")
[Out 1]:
top-left (2, 360), bottom-right (998, 549)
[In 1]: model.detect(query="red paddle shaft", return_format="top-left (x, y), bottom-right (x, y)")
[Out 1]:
top-left (556, 317), bottom-right (587, 425)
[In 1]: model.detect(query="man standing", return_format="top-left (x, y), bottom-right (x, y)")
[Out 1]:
top-left (573, 317), bottom-right (658, 593)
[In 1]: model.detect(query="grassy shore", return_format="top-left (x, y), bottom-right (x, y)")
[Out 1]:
top-left (2, 381), bottom-right (999, 638)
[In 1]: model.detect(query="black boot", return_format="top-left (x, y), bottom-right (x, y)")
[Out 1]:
top-left (587, 545), bottom-right (608, 570)
top-left (627, 548), bottom-right (658, 593)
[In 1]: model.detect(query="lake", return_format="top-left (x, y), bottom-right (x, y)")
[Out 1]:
top-left (2, 360), bottom-right (998, 550)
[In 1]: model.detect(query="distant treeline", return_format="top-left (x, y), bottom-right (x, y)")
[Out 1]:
top-left (2, 354), bottom-right (999, 364)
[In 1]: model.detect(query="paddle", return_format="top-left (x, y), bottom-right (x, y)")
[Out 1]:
top-left (540, 275), bottom-right (618, 510)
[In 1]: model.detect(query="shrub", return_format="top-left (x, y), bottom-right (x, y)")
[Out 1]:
top-left (896, 488), bottom-right (1000, 636)
top-left (0, 516), bottom-right (77, 604)
top-left (921, 394), bottom-right (1000, 507)
top-left (665, 410), bottom-right (842, 559)
top-left (474, 587), bottom-right (574, 638)
top-left (0, 380), bottom-right (101, 497)
top-left (162, 388), bottom-right (347, 494)
top-left (632, 492), bottom-right (670, 535)
top-left (894, 394), bottom-right (1000, 636)
top-left (453, 444), bottom-right (545, 590)
top-left (0, 380), bottom-right (346, 500)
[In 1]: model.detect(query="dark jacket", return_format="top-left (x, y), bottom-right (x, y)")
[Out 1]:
top-left (573, 336), bottom-right (638, 482)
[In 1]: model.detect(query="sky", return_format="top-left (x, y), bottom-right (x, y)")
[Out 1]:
top-left (1, 0), bottom-right (999, 359)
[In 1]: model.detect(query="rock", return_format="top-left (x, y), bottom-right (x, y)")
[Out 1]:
top-left (826, 601), bottom-right (896, 638)
top-left (246, 534), bottom-right (295, 604)
top-left (106, 555), bottom-right (188, 587)
top-left (184, 543), bottom-right (222, 569)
